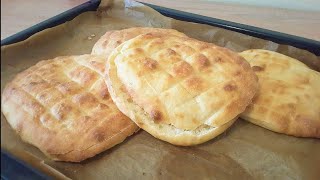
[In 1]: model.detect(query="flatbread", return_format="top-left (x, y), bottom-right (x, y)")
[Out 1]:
top-left (106, 33), bottom-right (258, 146)
top-left (91, 27), bottom-right (187, 57)
top-left (239, 49), bottom-right (320, 138)
top-left (1, 55), bottom-right (139, 162)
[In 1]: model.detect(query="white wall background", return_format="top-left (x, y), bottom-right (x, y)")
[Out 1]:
top-left (206, 0), bottom-right (320, 11)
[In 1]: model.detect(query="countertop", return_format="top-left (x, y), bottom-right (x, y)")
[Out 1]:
top-left (1, 0), bottom-right (320, 41)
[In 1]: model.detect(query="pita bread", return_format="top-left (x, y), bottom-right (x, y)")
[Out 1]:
top-left (106, 33), bottom-right (258, 146)
top-left (1, 55), bottom-right (139, 162)
top-left (239, 49), bottom-right (320, 138)
top-left (91, 27), bottom-right (187, 57)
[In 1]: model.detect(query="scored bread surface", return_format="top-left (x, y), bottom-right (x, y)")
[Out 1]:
top-left (91, 27), bottom-right (187, 57)
top-left (106, 33), bottom-right (259, 145)
top-left (239, 49), bottom-right (320, 138)
top-left (1, 55), bottom-right (139, 162)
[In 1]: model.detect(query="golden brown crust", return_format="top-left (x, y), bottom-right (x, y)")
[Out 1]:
top-left (239, 49), bottom-right (320, 138)
top-left (106, 33), bottom-right (258, 145)
top-left (1, 55), bottom-right (139, 162)
top-left (91, 27), bottom-right (188, 58)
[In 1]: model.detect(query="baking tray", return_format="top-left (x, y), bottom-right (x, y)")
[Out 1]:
top-left (1, 0), bottom-right (319, 179)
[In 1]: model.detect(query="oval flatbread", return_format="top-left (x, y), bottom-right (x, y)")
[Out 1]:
top-left (106, 33), bottom-right (258, 146)
top-left (91, 27), bottom-right (187, 57)
top-left (239, 49), bottom-right (320, 138)
top-left (1, 55), bottom-right (139, 162)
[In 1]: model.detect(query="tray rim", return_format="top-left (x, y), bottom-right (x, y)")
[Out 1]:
top-left (2, 0), bottom-right (320, 55)
top-left (1, 1), bottom-right (101, 179)
top-left (140, 2), bottom-right (320, 56)
top-left (1, 0), bottom-right (319, 179)
top-left (0, 0), bottom-right (101, 46)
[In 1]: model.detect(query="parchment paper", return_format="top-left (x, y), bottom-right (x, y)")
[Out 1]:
top-left (1, 0), bottom-right (320, 179)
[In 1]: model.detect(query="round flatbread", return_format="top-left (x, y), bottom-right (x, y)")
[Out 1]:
top-left (106, 33), bottom-right (258, 146)
top-left (239, 49), bottom-right (320, 138)
top-left (91, 27), bottom-right (188, 57)
top-left (1, 55), bottom-right (139, 162)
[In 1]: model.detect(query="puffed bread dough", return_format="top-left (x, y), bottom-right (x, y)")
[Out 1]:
top-left (106, 33), bottom-right (258, 145)
top-left (92, 27), bottom-right (187, 57)
top-left (239, 49), bottom-right (320, 138)
top-left (1, 55), bottom-right (139, 162)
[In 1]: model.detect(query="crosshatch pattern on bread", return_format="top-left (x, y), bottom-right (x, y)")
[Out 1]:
top-left (91, 27), bottom-right (188, 57)
top-left (1, 55), bottom-right (139, 162)
top-left (240, 49), bottom-right (320, 138)
top-left (106, 33), bottom-right (259, 145)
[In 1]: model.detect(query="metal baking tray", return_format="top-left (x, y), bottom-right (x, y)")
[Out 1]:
top-left (1, 0), bottom-right (319, 179)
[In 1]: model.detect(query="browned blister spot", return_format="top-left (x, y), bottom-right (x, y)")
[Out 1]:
top-left (72, 93), bottom-right (98, 108)
top-left (304, 93), bottom-right (310, 99)
top-left (144, 33), bottom-right (154, 37)
top-left (150, 109), bottom-right (162, 122)
top-left (252, 66), bottom-right (265, 72)
top-left (92, 80), bottom-right (110, 100)
top-left (270, 112), bottom-right (289, 131)
top-left (52, 102), bottom-right (72, 120)
top-left (102, 39), bottom-right (109, 48)
top-left (255, 106), bottom-right (268, 115)
top-left (37, 64), bottom-right (59, 77)
top-left (127, 98), bottom-right (133, 103)
top-left (143, 58), bottom-right (158, 70)
top-left (294, 116), bottom-right (320, 137)
top-left (230, 54), bottom-right (248, 67)
top-left (120, 85), bottom-right (128, 93)
top-left (277, 85), bottom-right (287, 95)
top-left (295, 76), bottom-right (310, 85)
top-left (214, 57), bottom-right (224, 63)
top-left (287, 103), bottom-right (296, 110)
top-left (97, 103), bottom-right (109, 110)
top-left (175, 45), bottom-right (194, 54)
top-left (29, 81), bottom-right (44, 86)
top-left (185, 77), bottom-right (204, 91)
top-left (83, 115), bottom-right (91, 121)
top-left (151, 39), bottom-right (164, 45)
top-left (37, 90), bottom-right (63, 106)
top-left (28, 101), bottom-right (44, 118)
top-left (234, 71), bottom-right (241, 76)
top-left (90, 61), bottom-right (105, 75)
top-left (173, 61), bottom-right (192, 77)
top-left (56, 82), bottom-right (81, 95)
top-left (22, 80), bottom-right (50, 94)
top-left (234, 57), bottom-right (244, 65)
top-left (116, 40), bottom-right (122, 44)
top-left (93, 131), bottom-right (105, 142)
top-left (166, 48), bottom-right (177, 56)
top-left (192, 118), bottom-right (199, 124)
top-left (69, 66), bottom-right (98, 87)
top-left (99, 86), bottom-right (110, 100)
top-left (195, 54), bottom-right (210, 70)
top-left (199, 44), bottom-right (210, 50)
top-left (224, 84), bottom-right (237, 91)
top-left (40, 113), bottom-right (52, 125)
top-left (133, 48), bottom-right (144, 54)
top-left (157, 49), bottom-right (181, 63)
